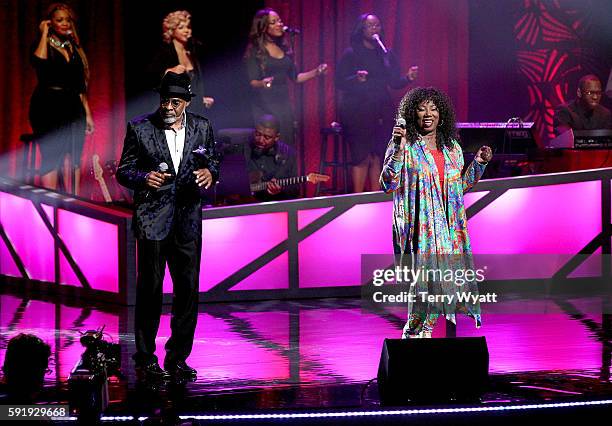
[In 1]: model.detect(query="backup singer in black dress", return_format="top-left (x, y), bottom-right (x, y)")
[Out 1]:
top-left (148, 10), bottom-right (214, 116)
top-left (29, 2), bottom-right (94, 193)
top-left (117, 72), bottom-right (219, 380)
top-left (244, 8), bottom-right (327, 147)
top-left (336, 13), bottom-right (417, 192)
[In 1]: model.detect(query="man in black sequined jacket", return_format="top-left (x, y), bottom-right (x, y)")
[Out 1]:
top-left (117, 71), bottom-right (219, 380)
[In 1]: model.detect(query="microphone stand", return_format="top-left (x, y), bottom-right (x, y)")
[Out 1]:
top-left (71, 122), bottom-right (77, 195)
top-left (69, 35), bottom-right (78, 195)
top-left (287, 31), bottom-right (304, 195)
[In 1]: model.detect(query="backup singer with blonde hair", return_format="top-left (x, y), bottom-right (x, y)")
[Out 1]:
top-left (148, 10), bottom-right (215, 114)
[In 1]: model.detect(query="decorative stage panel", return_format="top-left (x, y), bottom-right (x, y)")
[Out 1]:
top-left (58, 209), bottom-right (120, 293)
top-left (0, 178), bottom-right (133, 304)
top-left (298, 201), bottom-right (393, 288)
top-left (468, 181), bottom-right (601, 254)
top-left (198, 168), bottom-right (611, 303)
top-left (1, 168), bottom-right (610, 305)
top-left (0, 192), bottom-right (55, 282)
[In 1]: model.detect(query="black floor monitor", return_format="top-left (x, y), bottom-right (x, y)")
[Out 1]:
top-left (201, 143), bottom-right (252, 206)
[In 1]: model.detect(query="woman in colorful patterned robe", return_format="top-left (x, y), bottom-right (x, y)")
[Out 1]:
top-left (380, 87), bottom-right (493, 338)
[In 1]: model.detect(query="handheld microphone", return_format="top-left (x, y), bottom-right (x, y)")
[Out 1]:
top-left (393, 118), bottom-right (406, 147)
top-left (372, 34), bottom-right (388, 54)
top-left (283, 26), bottom-right (301, 34)
top-left (65, 29), bottom-right (79, 46)
top-left (145, 162), bottom-right (169, 199)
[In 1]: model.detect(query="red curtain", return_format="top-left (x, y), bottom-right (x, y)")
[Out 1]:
top-left (1, 0), bottom-right (468, 199)
top-left (266, 0), bottom-right (469, 195)
top-left (0, 0), bottom-right (125, 200)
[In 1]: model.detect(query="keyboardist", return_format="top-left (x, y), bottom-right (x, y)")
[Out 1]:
top-left (553, 74), bottom-right (612, 135)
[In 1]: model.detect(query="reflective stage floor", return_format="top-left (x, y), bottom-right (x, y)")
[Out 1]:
top-left (1, 288), bottom-right (612, 424)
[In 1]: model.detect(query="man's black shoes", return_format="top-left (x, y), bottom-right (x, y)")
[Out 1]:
top-left (164, 360), bottom-right (197, 379)
top-left (136, 361), bottom-right (171, 381)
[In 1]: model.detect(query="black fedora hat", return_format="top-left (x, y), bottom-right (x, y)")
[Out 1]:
top-left (155, 71), bottom-right (195, 101)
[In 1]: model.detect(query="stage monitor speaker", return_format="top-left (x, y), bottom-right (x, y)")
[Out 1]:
top-left (377, 337), bottom-right (489, 405)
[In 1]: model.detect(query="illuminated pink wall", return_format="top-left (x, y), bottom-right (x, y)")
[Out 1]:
top-left (0, 190), bottom-right (123, 295)
top-left (469, 182), bottom-right (601, 254)
top-left (298, 203), bottom-right (393, 288)
top-left (179, 177), bottom-right (606, 294)
top-left (163, 212), bottom-right (290, 293)
top-left (58, 209), bottom-right (119, 293)
top-left (200, 212), bottom-right (288, 292)
top-left (2, 170), bottom-right (609, 300)
top-left (0, 193), bottom-right (55, 282)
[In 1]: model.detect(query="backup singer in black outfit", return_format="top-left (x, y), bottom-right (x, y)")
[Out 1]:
top-left (244, 8), bottom-right (327, 147)
top-left (117, 72), bottom-right (219, 380)
top-left (148, 10), bottom-right (214, 116)
top-left (29, 2), bottom-right (94, 193)
top-left (336, 13), bottom-right (417, 192)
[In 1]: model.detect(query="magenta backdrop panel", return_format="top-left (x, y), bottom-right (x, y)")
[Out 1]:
top-left (568, 248), bottom-right (602, 278)
top-left (469, 181), bottom-right (601, 254)
top-left (57, 209), bottom-right (119, 293)
top-left (298, 202), bottom-right (394, 288)
top-left (463, 191), bottom-right (489, 209)
top-left (165, 252), bottom-right (291, 293)
top-left (231, 252), bottom-right (289, 291)
top-left (0, 192), bottom-right (54, 282)
top-left (197, 213), bottom-right (288, 293)
top-left (297, 207), bottom-right (334, 231)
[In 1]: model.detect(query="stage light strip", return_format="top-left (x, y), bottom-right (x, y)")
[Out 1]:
top-left (93, 400), bottom-right (612, 422)
top-left (172, 400), bottom-right (612, 421)
top-left (100, 416), bottom-right (134, 421)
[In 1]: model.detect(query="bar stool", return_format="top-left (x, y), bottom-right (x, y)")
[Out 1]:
top-left (20, 133), bottom-right (40, 184)
top-left (316, 123), bottom-right (349, 196)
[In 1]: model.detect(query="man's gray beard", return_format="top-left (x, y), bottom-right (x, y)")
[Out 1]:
top-left (162, 115), bottom-right (177, 125)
